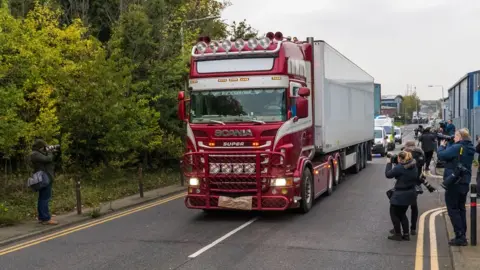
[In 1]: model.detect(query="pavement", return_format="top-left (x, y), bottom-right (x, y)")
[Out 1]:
top-left (431, 162), bottom-right (479, 270)
top-left (0, 125), bottom-right (455, 269)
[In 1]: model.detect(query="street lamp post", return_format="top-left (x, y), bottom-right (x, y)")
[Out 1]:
top-left (428, 85), bottom-right (445, 120)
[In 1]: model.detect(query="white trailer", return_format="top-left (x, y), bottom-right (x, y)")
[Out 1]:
top-left (312, 41), bottom-right (375, 154)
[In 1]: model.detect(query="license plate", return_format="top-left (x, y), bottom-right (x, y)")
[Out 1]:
top-left (218, 196), bottom-right (253, 210)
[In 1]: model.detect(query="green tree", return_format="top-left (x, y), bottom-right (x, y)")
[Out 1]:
top-left (400, 93), bottom-right (421, 121)
top-left (228, 19), bottom-right (258, 40)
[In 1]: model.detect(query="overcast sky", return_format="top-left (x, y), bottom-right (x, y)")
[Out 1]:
top-left (221, 0), bottom-right (480, 100)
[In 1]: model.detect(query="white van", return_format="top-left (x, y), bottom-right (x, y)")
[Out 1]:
top-left (372, 126), bottom-right (388, 156)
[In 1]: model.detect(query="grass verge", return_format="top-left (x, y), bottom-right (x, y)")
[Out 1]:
top-left (0, 168), bottom-right (180, 226)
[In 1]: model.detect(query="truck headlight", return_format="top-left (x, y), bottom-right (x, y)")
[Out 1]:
top-left (271, 178), bottom-right (293, 187)
top-left (189, 178), bottom-right (200, 186)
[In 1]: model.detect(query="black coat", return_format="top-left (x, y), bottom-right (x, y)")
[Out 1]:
top-left (419, 132), bottom-right (437, 152)
top-left (385, 160), bottom-right (418, 206)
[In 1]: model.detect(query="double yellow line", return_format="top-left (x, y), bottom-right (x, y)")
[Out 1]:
top-left (414, 206), bottom-right (447, 270)
top-left (0, 192), bottom-right (185, 256)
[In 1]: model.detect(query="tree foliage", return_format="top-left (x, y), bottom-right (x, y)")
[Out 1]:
top-left (400, 93), bottom-right (421, 120)
top-left (0, 0), bottom-right (257, 176)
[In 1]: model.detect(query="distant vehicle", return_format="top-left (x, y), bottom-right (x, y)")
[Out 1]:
top-left (381, 125), bottom-right (396, 150)
top-left (374, 117), bottom-right (393, 127)
top-left (372, 126), bottom-right (387, 157)
top-left (394, 126), bottom-right (402, 144)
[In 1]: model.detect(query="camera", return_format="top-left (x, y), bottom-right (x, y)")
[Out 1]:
top-left (437, 133), bottom-right (454, 143)
top-left (420, 174), bottom-right (436, 193)
top-left (45, 144), bottom-right (61, 152)
top-left (386, 152), bottom-right (398, 164)
top-left (441, 163), bottom-right (469, 189)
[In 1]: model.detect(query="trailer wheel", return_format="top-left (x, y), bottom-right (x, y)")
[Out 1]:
top-left (350, 145), bottom-right (361, 174)
top-left (359, 145), bottom-right (365, 170)
top-left (326, 166), bottom-right (334, 196)
top-left (299, 168), bottom-right (314, 213)
top-left (362, 144), bottom-right (367, 168)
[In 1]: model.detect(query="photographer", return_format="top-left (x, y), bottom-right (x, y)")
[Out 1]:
top-left (385, 151), bottom-right (418, 241)
top-left (396, 141), bottom-right (437, 235)
top-left (29, 139), bottom-right (59, 225)
top-left (437, 128), bottom-right (475, 246)
top-left (418, 127), bottom-right (437, 173)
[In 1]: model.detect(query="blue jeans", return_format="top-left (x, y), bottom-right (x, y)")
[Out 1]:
top-left (38, 183), bottom-right (52, 222)
top-left (445, 184), bottom-right (469, 240)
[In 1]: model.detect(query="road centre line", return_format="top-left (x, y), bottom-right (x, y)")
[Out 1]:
top-left (0, 192), bottom-right (186, 256)
top-left (188, 217), bottom-right (258, 258)
top-left (415, 206), bottom-right (446, 270)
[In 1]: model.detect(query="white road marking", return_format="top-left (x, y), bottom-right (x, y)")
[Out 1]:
top-left (188, 217), bottom-right (258, 258)
top-left (429, 209), bottom-right (446, 270)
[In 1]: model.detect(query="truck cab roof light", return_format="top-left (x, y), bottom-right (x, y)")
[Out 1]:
top-left (234, 39), bottom-right (245, 51)
top-left (221, 40), bottom-right (232, 52)
top-left (247, 38), bottom-right (258, 50)
top-left (259, 37), bottom-right (271, 49)
top-left (196, 41), bottom-right (207, 53)
top-left (266, 32), bottom-right (275, 40)
top-left (209, 41), bottom-right (219, 53)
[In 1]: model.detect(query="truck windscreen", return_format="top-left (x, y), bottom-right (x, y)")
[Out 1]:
top-left (190, 88), bottom-right (286, 123)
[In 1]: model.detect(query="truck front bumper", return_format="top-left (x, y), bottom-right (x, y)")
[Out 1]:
top-left (185, 194), bottom-right (291, 211)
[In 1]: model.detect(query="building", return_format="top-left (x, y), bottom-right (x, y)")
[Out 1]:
top-left (381, 95), bottom-right (403, 115)
top-left (374, 83), bottom-right (381, 117)
top-left (445, 70), bottom-right (480, 139)
top-left (380, 106), bottom-right (397, 117)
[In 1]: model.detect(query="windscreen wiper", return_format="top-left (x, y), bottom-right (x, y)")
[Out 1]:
top-left (208, 119), bottom-right (226, 125)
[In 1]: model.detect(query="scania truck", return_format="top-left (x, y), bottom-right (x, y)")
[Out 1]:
top-left (178, 32), bottom-right (375, 213)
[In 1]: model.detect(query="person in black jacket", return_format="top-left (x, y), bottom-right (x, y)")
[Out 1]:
top-left (418, 127), bottom-right (437, 173)
top-left (385, 151), bottom-right (418, 241)
top-left (29, 139), bottom-right (59, 225)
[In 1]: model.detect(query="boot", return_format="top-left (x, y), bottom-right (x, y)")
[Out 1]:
top-left (388, 234), bottom-right (403, 241)
top-left (402, 234), bottom-right (410, 241)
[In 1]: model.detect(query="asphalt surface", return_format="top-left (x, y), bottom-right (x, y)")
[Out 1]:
top-left (0, 124), bottom-right (453, 270)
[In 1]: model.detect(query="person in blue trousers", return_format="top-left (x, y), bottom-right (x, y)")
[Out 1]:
top-left (437, 128), bottom-right (475, 246)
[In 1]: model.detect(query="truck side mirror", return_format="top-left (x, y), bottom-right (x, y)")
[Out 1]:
top-left (177, 91), bottom-right (186, 121)
top-left (295, 96), bottom-right (308, 119)
top-left (298, 87), bottom-right (310, 97)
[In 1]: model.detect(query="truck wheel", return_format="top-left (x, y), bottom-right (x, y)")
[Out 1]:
top-left (326, 166), bottom-right (334, 196)
top-left (362, 144), bottom-right (367, 168)
top-left (299, 168), bottom-right (314, 213)
top-left (350, 145), bottom-right (361, 174)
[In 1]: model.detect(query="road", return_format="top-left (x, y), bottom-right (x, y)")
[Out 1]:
top-left (0, 125), bottom-right (453, 270)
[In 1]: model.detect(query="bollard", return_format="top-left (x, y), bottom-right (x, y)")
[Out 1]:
top-left (138, 166), bottom-right (144, 198)
top-left (471, 184), bottom-right (477, 246)
top-left (75, 178), bottom-right (82, 215)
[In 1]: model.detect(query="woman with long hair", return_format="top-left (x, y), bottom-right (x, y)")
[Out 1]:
top-left (385, 151), bottom-right (418, 241)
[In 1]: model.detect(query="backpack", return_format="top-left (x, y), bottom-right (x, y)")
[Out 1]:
top-left (411, 150), bottom-right (425, 169)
